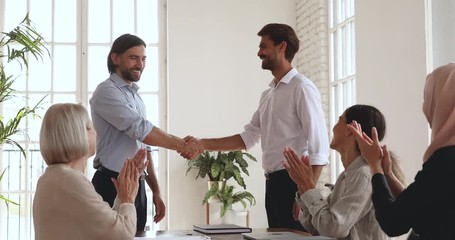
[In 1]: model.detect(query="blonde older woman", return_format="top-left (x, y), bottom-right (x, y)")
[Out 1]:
top-left (33, 103), bottom-right (147, 240)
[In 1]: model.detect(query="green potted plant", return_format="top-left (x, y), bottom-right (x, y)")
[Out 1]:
top-left (0, 14), bottom-right (48, 206)
top-left (185, 150), bottom-right (257, 189)
top-left (186, 150), bottom-right (257, 219)
top-left (203, 183), bottom-right (256, 218)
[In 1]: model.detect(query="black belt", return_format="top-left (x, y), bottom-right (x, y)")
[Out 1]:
top-left (97, 165), bottom-right (145, 181)
top-left (264, 169), bottom-right (288, 180)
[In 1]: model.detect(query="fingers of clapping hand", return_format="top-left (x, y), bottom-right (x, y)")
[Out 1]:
top-left (283, 147), bottom-right (300, 169)
top-left (381, 145), bottom-right (392, 174)
top-left (130, 149), bottom-right (147, 168)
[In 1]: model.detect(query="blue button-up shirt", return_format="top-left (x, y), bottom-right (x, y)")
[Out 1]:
top-left (90, 73), bottom-right (153, 172)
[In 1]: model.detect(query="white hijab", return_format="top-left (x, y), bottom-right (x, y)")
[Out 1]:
top-left (422, 63), bottom-right (455, 162)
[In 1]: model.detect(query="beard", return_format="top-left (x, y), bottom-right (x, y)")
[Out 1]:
top-left (121, 68), bottom-right (142, 82)
top-left (260, 54), bottom-right (278, 70)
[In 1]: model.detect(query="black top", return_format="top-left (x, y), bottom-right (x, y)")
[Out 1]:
top-left (371, 145), bottom-right (455, 240)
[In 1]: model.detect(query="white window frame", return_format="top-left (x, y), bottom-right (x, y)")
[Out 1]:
top-left (328, 0), bottom-right (356, 182)
top-left (0, 0), bottom-right (167, 238)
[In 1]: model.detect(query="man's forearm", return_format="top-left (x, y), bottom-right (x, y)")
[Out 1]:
top-left (311, 165), bottom-right (324, 183)
top-left (143, 127), bottom-right (185, 152)
top-left (145, 152), bottom-right (161, 196)
top-left (200, 134), bottom-right (246, 151)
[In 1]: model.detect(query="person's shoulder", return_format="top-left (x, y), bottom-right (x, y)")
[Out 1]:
top-left (290, 73), bottom-right (317, 88)
top-left (36, 165), bottom-right (89, 193)
top-left (346, 158), bottom-right (372, 179)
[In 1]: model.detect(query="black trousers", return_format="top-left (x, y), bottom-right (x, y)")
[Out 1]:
top-left (92, 167), bottom-right (147, 232)
top-left (265, 169), bottom-right (306, 231)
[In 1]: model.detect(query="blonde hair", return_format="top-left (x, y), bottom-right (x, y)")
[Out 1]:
top-left (389, 151), bottom-right (406, 185)
top-left (40, 103), bottom-right (90, 165)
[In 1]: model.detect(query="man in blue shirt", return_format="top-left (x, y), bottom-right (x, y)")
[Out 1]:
top-left (90, 34), bottom-right (202, 232)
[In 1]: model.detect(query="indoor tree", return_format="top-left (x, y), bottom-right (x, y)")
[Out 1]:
top-left (0, 14), bottom-right (48, 206)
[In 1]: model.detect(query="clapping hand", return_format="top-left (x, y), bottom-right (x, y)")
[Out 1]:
top-left (347, 121), bottom-right (384, 174)
top-left (112, 149), bottom-right (148, 204)
top-left (282, 147), bottom-right (315, 195)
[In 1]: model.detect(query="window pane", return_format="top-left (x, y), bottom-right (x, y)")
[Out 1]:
top-left (347, 0), bottom-right (355, 18)
top-left (3, 93), bottom-right (27, 142)
top-left (54, 0), bottom-right (76, 42)
top-left (53, 94), bottom-right (77, 104)
top-left (330, 0), bottom-right (336, 28)
top-left (330, 33), bottom-right (336, 82)
top-left (138, 0), bottom-right (158, 44)
top-left (2, 149), bottom-right (26, 191)
top-left (28, 54), bottom-right (52, 92)
top-left (141, 94), bottom-right (159, 127)
top-left (4, 0), bottom-right (27, 31)
top-left (140, 47), bottom-right (159, 92)
top-left (339, 0), bottom-right (346, 23)
top-left (88, 46), bottom-right (111, 91)
top-left (27, 94), bottom-right (50, 141)
top-left (88, 0), bottom-right (111, 43)
top-left (30, 0), bottom-right (52, 41)
top-left (5, 56), bottom-right (26, 92)
top-left (113, 0), bottom-right (135, 39)
top-left (337, 27), bottom-right (345, 78)
top-left (30, 149), bottom-right (46, 191)
top-left (0, 194), bottom-right (30, 239)
top-left (350, 22), bottom-right (356, 74)
top-left (53, 45), bottom-right (77, 91)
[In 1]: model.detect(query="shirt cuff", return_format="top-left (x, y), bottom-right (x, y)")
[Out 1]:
top-left (308, 153), bottom-right (329, 166)
top-left (301, 188), bottom-right (324, 208)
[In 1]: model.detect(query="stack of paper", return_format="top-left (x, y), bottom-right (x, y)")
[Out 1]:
top-left (193, 224), bottom-right (252, 234)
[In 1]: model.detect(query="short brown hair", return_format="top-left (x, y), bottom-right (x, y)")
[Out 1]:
top-left (40, 103), bottom-right (90, 165)
top-left (257, 23), bottom-right (299, 62)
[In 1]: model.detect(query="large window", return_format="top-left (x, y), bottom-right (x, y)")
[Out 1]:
top-left (0, 0), bottom-right (166, 239)
top-left (329, 0), bottom-right (356, 181)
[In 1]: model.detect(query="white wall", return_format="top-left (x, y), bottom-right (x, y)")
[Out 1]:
top-left (356, 2), bottom-right (428, 238)
top-left (166, 0), bottom-right (296, 230)
top-left (356, 0), bottom-right (428, 202)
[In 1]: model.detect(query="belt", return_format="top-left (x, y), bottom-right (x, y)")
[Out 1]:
top-left (97, 165), bottom-right (145, 181)
top-left (264, 169), bottom-right (288, 180)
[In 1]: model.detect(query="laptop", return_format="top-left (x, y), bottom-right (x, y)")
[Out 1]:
top-left (242, 231), bottom-right (335, 240)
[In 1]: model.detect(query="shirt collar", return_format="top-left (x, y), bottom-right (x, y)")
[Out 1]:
top-left (268, 68), bottom-right (298, 87)
top-left (344, 155), bottom-right (368, 178)
top-left (110, 73), bottom-right (140, 91)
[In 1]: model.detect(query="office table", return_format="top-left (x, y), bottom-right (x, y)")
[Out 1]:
top-left (135, 228), bottom-right (311, 240)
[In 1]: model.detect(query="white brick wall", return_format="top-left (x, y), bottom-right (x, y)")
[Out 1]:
top-left (295, 0), bottom-right (332, 194)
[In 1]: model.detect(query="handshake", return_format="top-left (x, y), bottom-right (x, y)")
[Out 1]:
top-left (179, 136), bottom-right (204, 160)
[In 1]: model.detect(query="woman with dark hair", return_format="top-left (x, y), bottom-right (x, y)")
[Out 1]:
top-left (349, 63), bottom-right (455, 239)
top-left (283, 104), bottom-right (404, 240)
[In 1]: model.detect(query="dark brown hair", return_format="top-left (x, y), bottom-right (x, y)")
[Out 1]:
top-left (107, 34), bottom-right (146, 74)
top-left (345, 104), bottom-right (386, 141)
top-left (345, 104), bottom-right (406, 184)
top-left (257, 23), bottom-right (299, 62)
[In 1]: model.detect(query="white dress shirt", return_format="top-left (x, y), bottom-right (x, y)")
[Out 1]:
top-left (240, 68), bottom-right (329, 172)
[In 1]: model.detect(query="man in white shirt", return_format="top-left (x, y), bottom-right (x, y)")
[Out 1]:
top-left (182, 23), bottom-right (329, 230)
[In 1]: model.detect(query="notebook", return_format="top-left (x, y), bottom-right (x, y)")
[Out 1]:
top-left (193, 224), bottom-right (252, 234)
top-left (242, 231), bottom-right (335, 240)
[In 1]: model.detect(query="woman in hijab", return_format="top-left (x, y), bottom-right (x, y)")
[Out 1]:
top-left (348, 63), bottom-right (455, 239)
